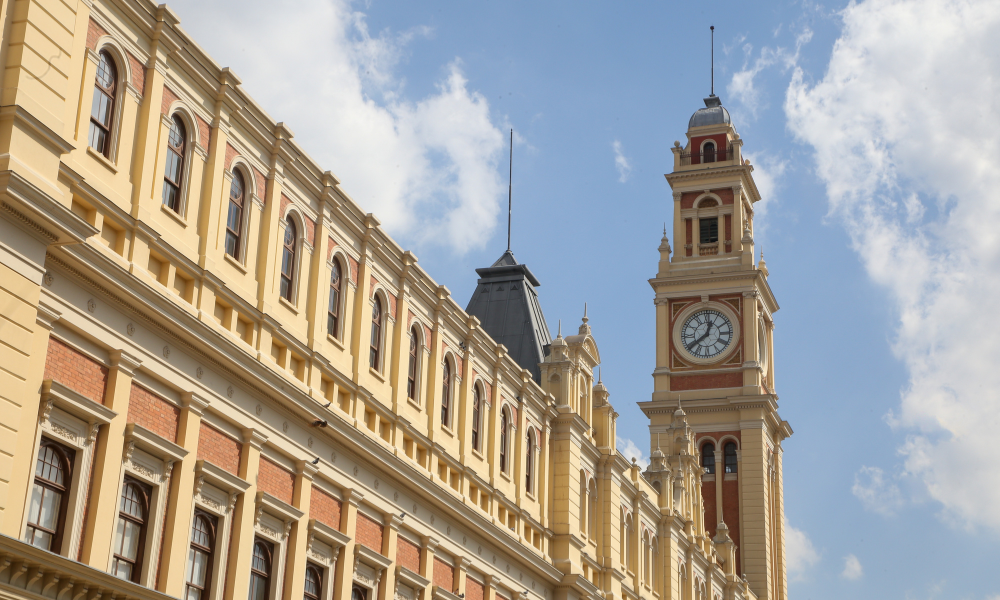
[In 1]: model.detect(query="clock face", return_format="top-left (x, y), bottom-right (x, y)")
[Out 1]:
top-left (681, 310), bottom-right (734, 359)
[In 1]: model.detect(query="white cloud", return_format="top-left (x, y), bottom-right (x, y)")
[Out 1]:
top-left (786, 0), bottom-right (1000, 532)
top-left (852, 466), bottom-right (904, 516)
top-left (612, 140), bottom-right (632, 183)
top-left (841, 554), bottom-right (863, 581)
top-left (616, 436), bottom-right (648, 469)
top-left (727, 28), bottom-right (812, 119)
top-left (784, 518), bottom-right (820, 580)
top-left (166, 0), bottom-right (504, 253)
top-left (741, 151), bottom-right (787, 221)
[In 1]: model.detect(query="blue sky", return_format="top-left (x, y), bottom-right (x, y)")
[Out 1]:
top-left (167, 0), bottom-right (1000, 597)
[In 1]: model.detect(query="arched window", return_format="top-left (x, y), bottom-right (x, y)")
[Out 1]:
top-left (249, 539), bottom-right (273, 600)
top-left (112, 479), bottom-right (150, 582)
top-left (440, 359), bottom-right (451, 426)
top-left (701, 443), bottom-right (716, 475)
top-left (280, 217), bottom-right (297, 301)
top-left (579, 473), bottom-right (588, 535)
top-left (225, 172), bottom-right (245, 259)
top-left (643, 532), bottom-right (651, 586)
top-left (185, 512), bottom-right (216, 600)
top-left (327, 261), bottom-right (342, 337)
top-left (369, 296), bottom-right (382, 370)
top-left (304, 565), bottom-right (322, 600)
top-left (407, 327), bottom-right (419, 401)
top-left (724, 442), bottom-right (738, 473)
top-left (89, 51), bottom-right (117, 157)
top-left (163, 115), bottom-right (187, 212)
top-left (703, 141), bottom-right (716, 163)
top-left (499, 408), bottom-right (509, 473)
top-left (25, 440), bottom-right (73, 551)
top-left (525, 430), bottom-right (535, 493)
top-left (471, 386), bottom-right (481, 450)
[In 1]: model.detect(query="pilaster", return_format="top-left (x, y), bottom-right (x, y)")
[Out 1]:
top-left (222, 428), bottom-right (267, 600)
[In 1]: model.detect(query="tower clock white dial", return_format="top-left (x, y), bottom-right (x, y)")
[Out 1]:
top-left (681, 310), bottom-right (733, 359)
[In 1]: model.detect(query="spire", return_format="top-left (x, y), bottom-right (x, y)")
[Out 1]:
top-left (598, 366), bottom-right (602, 384)
top-left (710, 25), bottom-right (715, 97)
top-left (557, 319), bottom-right (562, 338)
top-left (579, 302), bottom-right (591, 335)
top-left (507, 129), bottom-right (513, 252)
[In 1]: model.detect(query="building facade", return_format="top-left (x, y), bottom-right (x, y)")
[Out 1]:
top-left (0, 5), bottom-right (790, 600)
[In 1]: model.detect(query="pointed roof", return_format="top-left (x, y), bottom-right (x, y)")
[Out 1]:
top-left (465, 250), bottom-right (551, 382)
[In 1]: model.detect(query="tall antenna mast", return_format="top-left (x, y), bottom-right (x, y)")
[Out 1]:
top-left (507, 129), bottom-right (513, 252)
top-left (710, 25), bottom-right (715, 96)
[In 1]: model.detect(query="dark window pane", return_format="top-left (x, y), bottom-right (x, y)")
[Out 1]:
top-left (699, 218), bottom-right (718, 244)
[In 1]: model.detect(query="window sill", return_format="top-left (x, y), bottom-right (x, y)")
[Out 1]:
top-left (499, 470), bottom-right (511, 483)
top-left (368, 367), bottom-right (385, 383)
top-left (525, 491), bottom-right (536, 502)
top-left (440, 424), bottom-right (455, 438)
top-left (160, 203), bottom-right (188, 228)
top-left (702, 474), bottom-right (716, 482)
top-left (327, 334), bottom-right (345, 351)
top-left (86, 146), bottom-right (118, 174)
top-left (471, 448), bottom-right (484, 460)
top-left (724, 472), bottom-right (738, 481)
top-left (406, 398), bottom-right (422, 412)
top-left (278, 296), bottom-right (299, 314)
top-left (223, 252), bottom-right (247, 274)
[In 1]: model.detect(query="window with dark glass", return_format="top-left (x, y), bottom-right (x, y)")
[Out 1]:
top-left (724, 442), bottom-right (738, 474)
top-left (327, 260), bottom-right (342, 337)
top-left (249, 539), bottom-right (273, 600)
top-left (280, 218), bottom-right (297, 301)
top-left (699, 217), bottom-right (719, 244)
top-left (525, 431), bottom-right (535, 493)
top-left (471, 387), bottom-right (481, 451)
top-left (351, 586), bottom-right (367, 600)
top-left (701, 443), bottom-right (716, 475)
top-left (24, 439), bottom-right (73, 551)
top-left (304, 565), bottom-right (322, 600)
top-left (500, 409), bottom-right (509, 473)
top-left (112, 478), bottom-right (150, 582)
top-left (440, 360), bottom-right (451, 426)
top-left (225, 172), bottom-right (245, 259)
top-left (89, 51), bottom-right (117, 157)
top-left (163, 116), bottom-right (187, 212)
top-left (185, 512), bottom-right (216, 600)
top-left (407, 328), bottom-right (418, 400)
top-left (369, 297), bottom-right (382, 370)
top-left (703, 141), bottom-right (716, 163)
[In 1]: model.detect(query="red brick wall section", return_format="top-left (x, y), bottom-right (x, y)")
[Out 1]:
top-left (253, 168), bottom-right (267, 200)
top-left (128, 384), bottom-right (180, 443)
top-left (196, 116), bottom-right (211, 149)
top-left (311, 488), bottom-right (343, 531)
top-left (327, 237), bottom-right (338, 261)
top-left (689, 134), bottom-right (729, 165)
top-left (86, 18), bottom-right (107, 51)
top-left (197, 423), bottom-right (242, 475)
top-left (225, 143), bottom-right (239, 172)
top-left (433, 557), bottom-right (454, 591)
top-left (466, 578), bottom-right (484, 600)
top-left (348, 257), bottom-right (359, 284)
top-left (161, 85), bottom-right (180, 115)
top-left (670, 372), bottom-right (743, 391)
top-left (126, 52), bottom-right (145, 95)
top-left (396, 536), bottom-right (421, 572)
top-left (280, 194), bottom-right (293, 218)
top-left (305, 218), bottom-right (316, 246)
top-left (702, 476), bottom-right (717, 537)
top-left (356, 513), bottom-right (385, 554)
top-left (369, 276), bottom-right (378, 296)
top-left (44, 337), bottom-right (108, 404)
top-left (723, 477), bottom-right (741, 571)
top-left (258, 457), bottom-right (295, 505)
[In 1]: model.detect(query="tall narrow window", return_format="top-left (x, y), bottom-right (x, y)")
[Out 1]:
top-left (525, 431), bottom-right (535, 493)
top-left (724, 442), bottom-right (738, 473)
top-left (703, 141), bottom-right (716, 163)
top-left (304, 565), bottom-right (322, 600)
top-left (249, 539), bottom-right (273, 600)
top-left (112, 479), bottom-right (150, 582)
top-left (440, 360), bottom-right (451, 427)
top-left (471, 387), bottom-right (481, 451)
top-left (499, 409), bottom-right (509, 473)
top-left (25, 439), bottom-right (73, 551)
top-left (351, 586), bottom-right (367, 600)
top-left (280, 217), bottom-right (297, 301)
top-left (89, 51), bottom-right (117, 157)
top-left (407, 328), bottom-right (418, 400)
top-left (186, 512), bottom-right (216, 600)
top-left (589, 481), bottom-right (598, 538)
top-left (162, 116), bottom-right (186, 212)
top-left (225, 172), bottom-right (245, 259)
top-left (327, 261), bottom-right (342, 337)
top-left (701, 443), bottom-right (716, 474)
top-left (369, 296), bottom-right (382, 370)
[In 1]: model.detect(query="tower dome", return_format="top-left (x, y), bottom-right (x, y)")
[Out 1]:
top-left (688, 95), bottom-right (731, 129)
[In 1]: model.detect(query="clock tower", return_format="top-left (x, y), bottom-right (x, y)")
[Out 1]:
top-left (639, 93), bottom-right (793, 600)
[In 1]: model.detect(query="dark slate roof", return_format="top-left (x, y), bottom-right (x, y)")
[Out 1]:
top-left (689, 94), bottom-right (731, 128)
top-left (465, 250), bottom-right (552, 382)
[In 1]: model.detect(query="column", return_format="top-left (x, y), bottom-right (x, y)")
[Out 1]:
top-left (377, 513), bottom-right (402, 600)
top-left (417, 537), bottom-right (437, 600)
top-left (79, 349), bottom-right (142, 567)
top-left (332, 489), bottom-right (363, 600)
top-left (283, 461), bottom-right (319, 600)
top-left (454, 557), bottom-right (468, 596)
top-left (223, 428), bottom-right (267, 600)
top-left (160, 392), bottom-right (211, 596)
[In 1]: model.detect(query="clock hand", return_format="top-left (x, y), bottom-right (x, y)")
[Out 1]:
top-left (686, 328), bottom-right (712, 351)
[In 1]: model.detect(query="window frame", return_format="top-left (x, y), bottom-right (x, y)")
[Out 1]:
top-left (524, 429), bottom-right (535, 495)
top-left (304, 564), bottom-right (323, 600)
top-left (162, 114), bottom-right (188, 213)
top-left (25, 438), bottom-right (74, 552)
top-left (470, 385), bottom-right (481, 451)
top-left (701, 442), bottom-right (716, 475)
top-left (499, 407), bottom-right (510, 474)
top-left (186, 510), bottom-right (217, 600)
top-left (189, 459), bottom-right (251, 600)
top-left (249, 537), bottom-right (274, 600)
top-left (225, 170), bottom-right (247, 261)
top-left (407, 327), bottom-right (420, 402)
top-left (88, 49), bottom-right (118, 158)
top-left (280, 216), bottom-right (299, 303)
top-left (327, 259), bottom-right (343, 339)
top-left (724, 442), bottom-right (738, 474)
top-left (369, 296), bottom-right (383, 371)
top-left (702, 140), bottom-right (717, 163)
top-left (112, 477), bottom-right (152, 583)
top-left (440, 358), bottom-right (452, 428)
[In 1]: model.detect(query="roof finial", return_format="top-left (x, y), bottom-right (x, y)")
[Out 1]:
top-left (583, 302), bottom-right (589, 324)
top-left (663, 222), bottom-right (667, 236)
top-left (507, 129), bottom-right (513, 253)
top-left (598, 366), bottom-right (602, 383)
top-left (557, 319), bottom-right (562, 338)
top-left (710, 26), bottom-right (715, 97)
